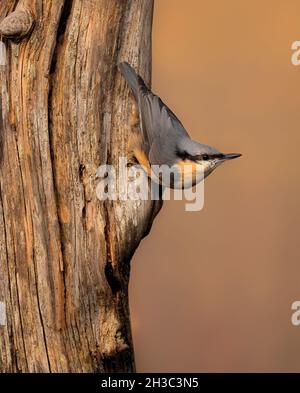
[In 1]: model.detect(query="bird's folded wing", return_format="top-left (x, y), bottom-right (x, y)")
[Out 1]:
top-left (119, 62), bottom-right (189, 159)
top-left (137, 79), bottom-right (189, 149)
top-left (148, 134), bottom-right (178, 166)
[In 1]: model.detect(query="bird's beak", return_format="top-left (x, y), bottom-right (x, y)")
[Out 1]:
top-left (222, 153), bottom-right (242, 161)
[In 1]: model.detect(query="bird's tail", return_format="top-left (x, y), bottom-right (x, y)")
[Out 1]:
top-left (118, 62), bottom-right (140, 101)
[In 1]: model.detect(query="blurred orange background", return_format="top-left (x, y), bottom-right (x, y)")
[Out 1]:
top-left (129, 0), bottom-right (300, 372)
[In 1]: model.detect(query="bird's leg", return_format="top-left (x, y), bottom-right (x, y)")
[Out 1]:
top-left (127, 102), bottom-right (140, 167)
top-left (129, 101), bottom-right (140, 131)
top-left (127, 101), bottom-right (152, 179)
top-left (127, 102), bottom-right (148, 167)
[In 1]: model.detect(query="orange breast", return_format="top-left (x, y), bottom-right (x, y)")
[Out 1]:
top-left (133, 147), bottom-right (152, 177)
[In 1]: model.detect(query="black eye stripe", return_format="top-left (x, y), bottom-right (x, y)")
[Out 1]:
top-left (176, 149), bottom-right (224, 161)
top-left (192, 153), bottom-right (224, 161)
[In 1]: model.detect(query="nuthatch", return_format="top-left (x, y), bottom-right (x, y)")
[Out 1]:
top-left (119, 62), bottom-right (241, 189)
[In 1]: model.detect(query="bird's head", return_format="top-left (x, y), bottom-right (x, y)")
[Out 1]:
top-left (176, 139), bottom-right (241, 181)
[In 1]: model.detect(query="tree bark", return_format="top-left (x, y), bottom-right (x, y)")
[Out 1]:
top-left (0, 0), bottom-right (160, 373)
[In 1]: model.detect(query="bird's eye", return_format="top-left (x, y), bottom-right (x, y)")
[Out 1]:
top-left (202, 154), bottom-right (209, 161)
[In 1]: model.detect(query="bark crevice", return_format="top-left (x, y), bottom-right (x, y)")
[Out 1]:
top-left (47, 1), bottom-right (74, 331)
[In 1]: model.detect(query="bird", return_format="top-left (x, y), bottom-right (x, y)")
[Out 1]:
top-left (119, 62), bottom-right (241, 189)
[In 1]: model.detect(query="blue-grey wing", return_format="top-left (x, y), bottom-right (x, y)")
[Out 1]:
top-left (148, 133), bottom-right (179, 166)
top-left (119, 62), bottom-right (189, 160)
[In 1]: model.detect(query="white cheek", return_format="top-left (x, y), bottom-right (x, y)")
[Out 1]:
top-left (175, 164), bottom-right (205, 188)
top-left (196, 162), bottom-right (210, 175)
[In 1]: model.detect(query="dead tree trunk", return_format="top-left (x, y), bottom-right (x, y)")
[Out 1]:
top-left (0, 0), bottom-right (160, 372)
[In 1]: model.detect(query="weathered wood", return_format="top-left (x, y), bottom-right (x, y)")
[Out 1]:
top-left (0, 0), bottom-right (160, 372)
